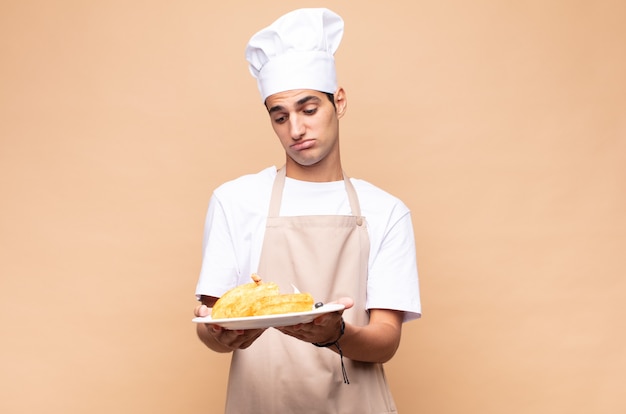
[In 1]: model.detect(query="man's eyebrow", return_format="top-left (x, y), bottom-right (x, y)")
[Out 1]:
top-left (296, 95), bottom-right (321, 106)
top-left (268, 104), bottom-right (285, 114)
top-left (268, 95), bottom-right (321, 114)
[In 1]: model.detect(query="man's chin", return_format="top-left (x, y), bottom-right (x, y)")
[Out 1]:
top-left (289, 154), bottom-right (322, 168)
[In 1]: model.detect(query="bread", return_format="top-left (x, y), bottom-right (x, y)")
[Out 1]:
top-left (211, 274), bottom-right (314, 319)
top-left (253, 293), bottom-right (315, 316)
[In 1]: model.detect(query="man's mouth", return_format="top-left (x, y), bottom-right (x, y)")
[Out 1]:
top-left (291, 139), bottom-right (315, 151)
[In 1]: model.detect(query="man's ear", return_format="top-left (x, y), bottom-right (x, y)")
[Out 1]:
top-left (334, 87), bottom-right (348, 119)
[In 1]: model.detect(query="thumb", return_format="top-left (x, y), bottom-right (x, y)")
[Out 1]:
top-left (195, 304), bottom-right (210, 317)
top-left (335, 297), bottom-right (354, 310)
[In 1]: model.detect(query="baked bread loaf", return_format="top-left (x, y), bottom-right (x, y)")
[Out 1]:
top-left (253, 293), bottom-right (315, 316)
top-left (211, 274), bottom-right (314, 319)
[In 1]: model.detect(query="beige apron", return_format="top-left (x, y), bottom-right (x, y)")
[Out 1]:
top-left (224, 167), bottom-right (398, 414)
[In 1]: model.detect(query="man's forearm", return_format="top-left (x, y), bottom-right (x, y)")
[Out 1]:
top-left (338, 309), bottom-right (403, 363)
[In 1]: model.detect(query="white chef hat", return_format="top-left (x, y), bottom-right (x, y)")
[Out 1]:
top-left (245, 8), bottom-right (344, 102)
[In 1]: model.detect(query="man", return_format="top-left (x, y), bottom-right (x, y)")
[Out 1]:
top-left (194, 8), bottom-right (421, 413)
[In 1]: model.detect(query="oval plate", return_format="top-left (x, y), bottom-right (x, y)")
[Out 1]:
top-left (192, 303), bottom-right (345, 330)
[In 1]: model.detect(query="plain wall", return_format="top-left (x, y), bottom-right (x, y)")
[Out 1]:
top-left (1, 1), bottom-right (624, 413)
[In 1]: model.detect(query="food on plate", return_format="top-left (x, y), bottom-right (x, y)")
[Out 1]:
top-left (211, 274), bottom-right (314, 319)
top-left (211, 274), bottom-right (279, 319)
top-left (253, 293), bottom-right (315, 316)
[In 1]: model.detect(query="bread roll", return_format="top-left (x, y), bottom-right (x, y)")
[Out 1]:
top-left (253, 293), bottom-right (314, 316)
top-left (211, 274), bottom-right (314, 319)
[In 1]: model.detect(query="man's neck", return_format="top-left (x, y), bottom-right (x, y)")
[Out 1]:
top-left (284, 159), bottom-right (343, 182)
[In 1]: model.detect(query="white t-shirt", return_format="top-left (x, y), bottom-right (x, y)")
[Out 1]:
top-left (196, 166), bottom-right (421, 321)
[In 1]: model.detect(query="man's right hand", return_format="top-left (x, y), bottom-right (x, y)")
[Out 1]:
top-left (195, 303), bottom-right (266, 352)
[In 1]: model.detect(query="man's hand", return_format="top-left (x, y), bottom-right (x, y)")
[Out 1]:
top-left (195, 301), bottom-right (266, 352)
top-left (276, 297), bottom-right (404, 363)
top-left (275, 297), bottom-right (354, 344)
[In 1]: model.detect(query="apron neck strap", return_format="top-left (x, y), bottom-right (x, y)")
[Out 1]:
top-left (269, 166), bottom-right (363, 219)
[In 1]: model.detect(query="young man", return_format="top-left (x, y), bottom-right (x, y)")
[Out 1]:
top-left (194, 8), bottom-right (421, 413)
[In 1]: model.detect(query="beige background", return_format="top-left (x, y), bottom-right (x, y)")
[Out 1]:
top-left (1, 1), bottom-right (624, 413)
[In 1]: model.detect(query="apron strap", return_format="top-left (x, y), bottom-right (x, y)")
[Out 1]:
top-left (342, 171), bottom-right (363, 224)
top-left (268, 166), bottom-right (287, 217)
top-left (269, 166), bottom-right (363, 225)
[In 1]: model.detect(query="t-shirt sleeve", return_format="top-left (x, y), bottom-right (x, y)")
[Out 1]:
top-left (195, 193), bottom-right (240, 299)
top-left (366, 210), bottom-right (422, 322)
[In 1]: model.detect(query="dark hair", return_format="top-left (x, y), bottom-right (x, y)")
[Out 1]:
top-left (325, 92), bottom-right (336, 109)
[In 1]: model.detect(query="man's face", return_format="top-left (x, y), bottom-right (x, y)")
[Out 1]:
top-left (265, 89), bottom-right (344, 168)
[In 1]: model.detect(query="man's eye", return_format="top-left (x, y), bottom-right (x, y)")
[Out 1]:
top-left (303, 108), bottom-right (317, 115)
top-left (274, 116), bottom-right (287, 123)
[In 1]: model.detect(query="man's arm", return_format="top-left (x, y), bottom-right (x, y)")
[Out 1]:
top-left (339, 308), bottom-right (403, 363)
top-left (277, 298), bottom-right (404, 363)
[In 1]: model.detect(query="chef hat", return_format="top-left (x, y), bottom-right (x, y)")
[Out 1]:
top-left (245, 8), bottom-right (344, 102)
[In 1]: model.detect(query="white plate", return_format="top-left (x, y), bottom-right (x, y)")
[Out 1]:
top-left (192, 303), bottom-right (345, 330)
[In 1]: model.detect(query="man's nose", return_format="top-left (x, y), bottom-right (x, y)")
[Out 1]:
top-left (289, 116), bottom-right (305, 140)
